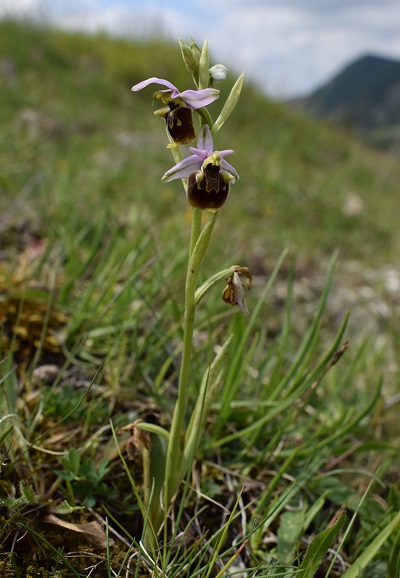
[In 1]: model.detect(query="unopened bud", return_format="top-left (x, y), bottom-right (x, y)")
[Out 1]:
top-left (179, 38), bottom-right (202, 83)
top-left (209, 64), bottom-right (228, 85)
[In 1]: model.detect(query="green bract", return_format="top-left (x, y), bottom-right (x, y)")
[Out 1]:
top-left (212, 71), bottom-right (245, 134)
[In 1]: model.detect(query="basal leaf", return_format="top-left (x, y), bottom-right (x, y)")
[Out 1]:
top-left (298, 510), bottom-right (345, 577)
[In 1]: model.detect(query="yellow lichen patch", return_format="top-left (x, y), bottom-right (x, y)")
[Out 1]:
top-left (0, 294), bottom-right (68, 356)
top-left (0, 237), bottom-right (68, 359)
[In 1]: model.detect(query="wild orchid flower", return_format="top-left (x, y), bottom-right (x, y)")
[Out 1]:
top-left (161, 124), bottom-right (239, 210)
top-left (131, 77), bottom-right (219, 144)
top-left (128, 40), bottom-right (249, 550)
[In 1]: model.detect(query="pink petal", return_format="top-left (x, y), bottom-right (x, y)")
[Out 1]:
top-left (221, 158), bottom-right (239, 182)
top-left (197, 124), bottom-right (214, 152)
top-left (161, 155), bottom-right (202, 182)
top-left (131, 77), bottom-right (178, 94)
top-left (219, 149), bottom-right (234, 158)
top-left (178, 88), bottom-right (219, 110)
top-left (188, 147), bottom-right (209, 161)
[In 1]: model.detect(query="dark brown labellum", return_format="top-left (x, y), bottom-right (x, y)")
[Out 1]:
top-left (187, 170), bottom-right (230, 210)
top-left (166, 105), bottom-right (196, 144)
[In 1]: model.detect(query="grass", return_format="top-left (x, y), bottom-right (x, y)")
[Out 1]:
top-left (0, 17), bottom-right (399, 577)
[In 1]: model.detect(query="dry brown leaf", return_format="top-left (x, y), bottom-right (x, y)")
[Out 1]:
top-left (43, 513), bottom-right (113, 548)
top-left (118, 419), bottom-right (152, 460)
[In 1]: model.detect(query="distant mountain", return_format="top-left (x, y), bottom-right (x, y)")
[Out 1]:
top-left (295, 54), bottom-right (400, 150)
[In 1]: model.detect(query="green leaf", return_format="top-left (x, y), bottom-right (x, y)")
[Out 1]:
top-left (52, 500), bottom-right (84, 514)
top-left (183, 334), bottom-right (233, 470)
top-left (212, 72), bottom-right (245, 134)
top-left (65, 448), bottom-right (81, 472)
top-left (303, 492), bottom-right (330, 532)
top-left (19, 481), bottom-right (36, 504)
top-left (54, 469), bottom-right (75, 481)
top-left (195, 267), bottom-right (233, 305)
top-left (97, 457), bottom-right (110, 479)
top-left (214, 248), bottom-right (289, 443)
top-left (0, 424), bottom-right (13, 447)
top-left (80, 458), bottom-right (98, 483)
top-left (298, 510), bottom-right (345, 577)
top-left (341, 510), bottom-right (400, 578)
top-left (134, 421), bottom-right (170, 441)
top-left (388, 522), bottom-right (400, 578)
top-left (277, 507), bottom-right (306, 561)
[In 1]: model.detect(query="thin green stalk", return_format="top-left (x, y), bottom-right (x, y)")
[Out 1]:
top-left (189, 208), bottom-right (202, 257)
top-left (168, 134), bottom-right (202, 257)
top-left (168, 134), bottom-right (188, 194)
top-left (197, 106), bottom-right (214, 128)
top-left (142, 446), bottom-right (151, 513)
top-left (164, 211), bottom-right (218, 511)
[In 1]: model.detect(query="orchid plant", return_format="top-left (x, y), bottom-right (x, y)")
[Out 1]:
top-left (128, 38), bottom-right (248, 551)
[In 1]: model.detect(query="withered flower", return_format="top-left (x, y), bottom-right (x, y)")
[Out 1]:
top-left (222, 266), bottom-right (252, 316)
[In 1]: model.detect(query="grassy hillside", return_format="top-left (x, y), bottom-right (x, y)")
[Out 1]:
top-left (1, 18), bottom-right (400, 265)
top-left (1, 18), bottom-right (399, 577)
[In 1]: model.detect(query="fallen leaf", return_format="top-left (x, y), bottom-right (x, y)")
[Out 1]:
top-left (43, 513), bottom-right (113, 548)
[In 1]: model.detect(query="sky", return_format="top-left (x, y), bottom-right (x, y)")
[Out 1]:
top-left (2, 0), bottom-right (400, 98)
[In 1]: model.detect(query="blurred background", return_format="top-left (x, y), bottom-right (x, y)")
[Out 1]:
top-left (2, 0), bottom-right (400, 98)
top-left (1, 0), bottom-right (400, 352)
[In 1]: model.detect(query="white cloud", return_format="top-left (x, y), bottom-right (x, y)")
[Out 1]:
top-left (0, 0), bottom-right (44, 14)
top-left (1, 0), bottom-right (400, 97)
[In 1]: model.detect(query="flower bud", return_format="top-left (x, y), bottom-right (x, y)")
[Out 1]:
top-left (209, 64), bottom-right (228, 85)
top-left (179, 38), bottom-right (202, 83)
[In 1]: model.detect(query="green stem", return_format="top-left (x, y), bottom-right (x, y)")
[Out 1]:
top-left (189, 208), bottom-right (202, 257)
top-left (168, 140), bottom-right (188, 192)
top-left (196, 106), bottom-right (214, 129)
top-left (169, 141), bottom-right (183, 165)
top-left (168, 134), bottom-right (201, 255)
top-left (164, 211), bottom-right (218, 510)
top-left (142, 446), bottom-right (151, 511)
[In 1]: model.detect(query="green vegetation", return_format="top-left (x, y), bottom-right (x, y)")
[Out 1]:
top-left (0, 18), bottom-right (399, 577)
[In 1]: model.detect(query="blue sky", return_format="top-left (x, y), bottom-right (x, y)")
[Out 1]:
top-left (2, 0), bottom-right (400, 97)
